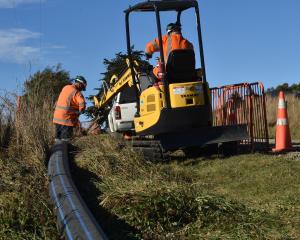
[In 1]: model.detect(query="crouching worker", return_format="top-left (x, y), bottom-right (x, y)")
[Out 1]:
top-left (53, 76), bottom-right (87, 141)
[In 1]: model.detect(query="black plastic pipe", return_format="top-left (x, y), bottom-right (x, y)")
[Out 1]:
top-left (48, 141), bottom-right (107, 240)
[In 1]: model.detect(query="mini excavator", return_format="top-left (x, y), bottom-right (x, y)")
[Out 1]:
top-left (94, 0), bottom-right (249, 160)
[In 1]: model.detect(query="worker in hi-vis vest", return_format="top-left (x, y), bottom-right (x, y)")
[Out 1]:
top-left (53, 76), bottom-right (87, 141)
top-left (145, 22), bottom-right (194, 78)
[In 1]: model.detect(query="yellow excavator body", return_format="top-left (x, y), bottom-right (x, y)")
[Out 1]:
top-left (134, 81), bottom-right (209, 133)
top-left (93, 0), bottom-right (250, 160)
top-left (134, 85), bottom-right (163, 133)
top-left (169, 82), bottom-right (206, 108)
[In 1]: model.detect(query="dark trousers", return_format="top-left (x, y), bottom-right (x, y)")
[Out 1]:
top-left (55, 124), bottom-right (73, 139)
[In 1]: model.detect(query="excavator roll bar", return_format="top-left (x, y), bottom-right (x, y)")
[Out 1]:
top-left (124, 0), bottom-right (208, 112)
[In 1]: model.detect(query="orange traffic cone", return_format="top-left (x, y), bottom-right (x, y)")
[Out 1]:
top-left (272, 91), bottom-right (292, 152)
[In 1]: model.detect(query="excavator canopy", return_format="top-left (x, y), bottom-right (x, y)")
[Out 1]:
top-left (124, 0), bottom-right (197, 13)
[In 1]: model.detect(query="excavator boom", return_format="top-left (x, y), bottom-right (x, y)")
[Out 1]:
top-left (94, 60), bottom-right (139, 109)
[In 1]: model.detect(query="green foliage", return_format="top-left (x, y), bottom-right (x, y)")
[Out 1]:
top-left (267, 82), bottom-right (300, 96)
top-left (23, 64), bottom-right (70, 107)
top-left (100, 50), bottom-right (146, 85)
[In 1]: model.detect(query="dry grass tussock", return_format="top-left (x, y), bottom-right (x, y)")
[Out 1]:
top-left (0, 156), bottom-right (58, 239)
top-left (0, 94), bottom-right (14, 148)
top-left (73, 135), bottom-right (292, 239)
top-left (0, 89), bottom-right (58, 238)
top-left (1, 88), bottom-right (55, 160)
top-left (266, 94), bottom-right (300, 139)
top-left (14, 90), bottom-right (55, 161)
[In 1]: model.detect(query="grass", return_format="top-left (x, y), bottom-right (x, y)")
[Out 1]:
top-left (184, 153), bottom-right (300, 237)
top-left (0, 91), bottom-right (59, 239)
top-left (0, 116), bottom-right (11, 147)
top-left (71, 135), bottom-right (300, 239)
top-left (0, 153), bottom-right (58, 239)
top-left (0, 94), bottom-right (13, 148)
top-left (14, 92), bottom-right (56, 160)
top-left (0, 89), bottom-right (299, 239)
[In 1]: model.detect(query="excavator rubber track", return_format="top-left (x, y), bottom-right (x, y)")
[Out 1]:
top-left (131, 139), bottom-right (168, 162)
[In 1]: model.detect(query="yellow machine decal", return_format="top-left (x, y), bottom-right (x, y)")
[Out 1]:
top-left (169, 81), bottom-right (205, 108)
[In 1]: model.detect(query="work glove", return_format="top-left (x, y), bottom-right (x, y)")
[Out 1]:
top-left (145, 53), bottom-right (152, 60)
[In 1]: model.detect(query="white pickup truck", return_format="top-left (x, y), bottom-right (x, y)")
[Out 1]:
top-left (107, 86), bottom-right (137, 133)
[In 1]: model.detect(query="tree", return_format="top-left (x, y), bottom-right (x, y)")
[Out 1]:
top-left (23, 64), bottom-right (71, 107)
top-left (266, 82), bottom-right (300, 96)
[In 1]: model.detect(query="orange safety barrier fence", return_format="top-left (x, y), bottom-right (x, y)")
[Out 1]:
top-left (210, 82), bottom-right (269, 150)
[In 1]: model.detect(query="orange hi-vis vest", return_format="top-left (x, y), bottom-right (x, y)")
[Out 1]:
top-left (53, 84), bottom-right (86, 127)
top-left (145, 32), bottom-right (194, 63)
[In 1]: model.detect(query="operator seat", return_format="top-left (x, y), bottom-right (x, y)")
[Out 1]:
top-left (166, 49), bottom-right (196, 83)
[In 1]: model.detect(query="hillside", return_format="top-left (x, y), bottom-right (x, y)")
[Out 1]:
top-left (71, 135), bottom-right (300, 239)
top-left (1, 76), bottom-right (300, 239)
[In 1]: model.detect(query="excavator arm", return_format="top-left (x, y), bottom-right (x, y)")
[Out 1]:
top-left (93, 59), bottom-right (140, 109)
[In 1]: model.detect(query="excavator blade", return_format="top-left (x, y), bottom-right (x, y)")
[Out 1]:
top-left (156, 124), bottom-right (249, 151)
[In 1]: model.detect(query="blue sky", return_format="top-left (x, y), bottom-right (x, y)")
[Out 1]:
top-left (0, 0), bottom-right (300, 100)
